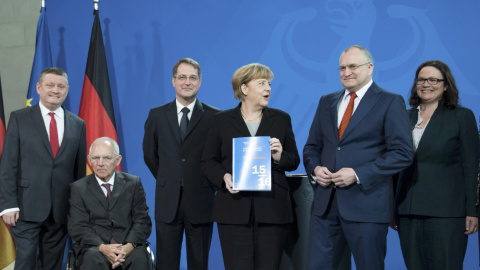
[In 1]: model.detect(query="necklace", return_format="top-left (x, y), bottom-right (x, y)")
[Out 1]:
top-left (241, 109), bottom-right (262, 121)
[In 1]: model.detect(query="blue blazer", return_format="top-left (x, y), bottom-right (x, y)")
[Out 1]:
top-left (303, 82), bottom-right (414, 223)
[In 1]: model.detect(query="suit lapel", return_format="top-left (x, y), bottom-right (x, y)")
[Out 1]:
top-left (415, 105), bottom-right (444, 154)
top-left (256, 107), bottom-right (274, 136)
top-left (109, 172), bottom-right (125, 210)
top-left (86, 175), bottom-right (109, 210)
top-left (340, 83), bottom-right (381, 141)
top-left (184, 100), bottom-right (204, 140)
top-left (230, 104), bottom-right (252, 137)
top-left (330, 91), bottom-right (344, 141)
top-left (30, 104), bottom-right (54, 158)
top-left (166, 101), bottom-right (182, 145)
top-left (56, 107), bottom-right (70, 158)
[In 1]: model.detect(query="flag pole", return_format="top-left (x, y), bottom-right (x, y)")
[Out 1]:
top-left (42, 0), bottom-right (45, 8)
top-left (93, 0), bottom-right (99, 11)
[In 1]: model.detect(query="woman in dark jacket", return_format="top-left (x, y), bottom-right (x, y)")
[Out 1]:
top-left (201, 63), bottom-right (300, 269)
top-left (395, 60), bottom-right (479, 269)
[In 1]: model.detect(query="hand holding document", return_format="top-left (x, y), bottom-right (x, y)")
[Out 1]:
top-left (232, 136), bottom-right (272, 191)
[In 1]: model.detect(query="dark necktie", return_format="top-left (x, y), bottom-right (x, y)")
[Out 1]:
top-left (102, 183), bottom-right (112, 203)
top-left (180, 107), bottom-right (190, 141)
top-left (49, 112), bottom-right (59, 158)
top-left (101, 183), bottom-right (116, 244)
top-left (338, 92), bottom-right (357, 139)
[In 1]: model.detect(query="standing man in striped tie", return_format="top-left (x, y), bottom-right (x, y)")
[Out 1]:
top-left (143, 58), bottom-right (220, 269)
top-left (0, 67), bottom-right (87, 270)
top-left (303, 46), bottom-right (414, 270)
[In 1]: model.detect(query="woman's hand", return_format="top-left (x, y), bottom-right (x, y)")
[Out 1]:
top-left (270, 137), bottom-right (283, 162)
top-left (465, 216), bottom-right (478, 235)
top-left (224, 173), bottom-right (239, 194)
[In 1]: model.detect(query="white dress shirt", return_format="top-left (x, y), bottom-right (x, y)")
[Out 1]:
top-left (176, 99), bottom-right (196, 126)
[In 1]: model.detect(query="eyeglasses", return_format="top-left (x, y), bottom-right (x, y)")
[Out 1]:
top-left (415, 78), bottom-right (444, 85)
top-left (338, 62), bottom-right (370, 72)
top-left (174, 75), bottom-right (199, 82)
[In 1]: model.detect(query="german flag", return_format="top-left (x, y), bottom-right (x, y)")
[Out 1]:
top-left (0, 76), bottom-right (15, 269)
top-left (78, 10), bottom-right (121, 174)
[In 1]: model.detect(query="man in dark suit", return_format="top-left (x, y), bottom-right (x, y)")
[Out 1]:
top-left (68, 137), bottom-right (152, 269)
top-left (143, 58), bottom-right (220, 269)
top-left (303, 45), bottom-right (414, 270)
top-left (0, 67), bottom-right (86, 270)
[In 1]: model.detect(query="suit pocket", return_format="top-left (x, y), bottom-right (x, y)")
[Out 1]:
top-left (20, 179), bottom-right (30, 187)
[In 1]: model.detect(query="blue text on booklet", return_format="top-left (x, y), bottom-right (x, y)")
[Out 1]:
top-left (232, 136), bottom-right (272, 191)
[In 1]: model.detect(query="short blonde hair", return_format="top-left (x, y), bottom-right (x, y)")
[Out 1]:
top-left (231, 63), bottom-right (274, 100)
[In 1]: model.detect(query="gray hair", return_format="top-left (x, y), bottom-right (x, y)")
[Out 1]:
top-left (342, 45), bottom-right (374, 64)
top-left (89, 137), bottom-right (120, 156)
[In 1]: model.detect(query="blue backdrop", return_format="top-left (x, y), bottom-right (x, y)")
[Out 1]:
top-left (39, 0), bottom-right (480, 269)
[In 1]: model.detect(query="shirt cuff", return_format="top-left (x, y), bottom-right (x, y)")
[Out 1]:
top-left (354, 170), bottom-right (360, 184)
top-left (0, 208), bottom-right (20, 216)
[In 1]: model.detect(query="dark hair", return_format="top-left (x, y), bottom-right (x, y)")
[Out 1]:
top-left (172, 58), bottom-right (201, 78)
top-left (409, 60), bottom-right (459, 109)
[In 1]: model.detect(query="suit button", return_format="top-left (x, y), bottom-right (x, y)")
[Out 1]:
top-left (181, 158), bottom-right (186, 162)
top-left (337, 147), bottom-right (341, 150)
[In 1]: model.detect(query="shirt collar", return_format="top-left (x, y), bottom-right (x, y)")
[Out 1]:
top-left (39, 102), bottom-right (64, 118)
top-left (175, 98), bottom-right (196, 114)
top-left (95, 172), bottom-right (116, 187)
top-left (342, 79), bottom-right (373, 100)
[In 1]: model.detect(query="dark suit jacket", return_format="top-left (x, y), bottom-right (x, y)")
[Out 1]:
top-left (396, 103), bottom-right (479, 217)
top-left (143, 99), bottom-right (220, 224)
top-left (201, 104), bottom-right (300, 224)
top-left (68, 171), bottom-right (152, 252)
top-left (0, 104), bottom-right (86, 224)
top-left (303, 82), bottom-right (414, 223)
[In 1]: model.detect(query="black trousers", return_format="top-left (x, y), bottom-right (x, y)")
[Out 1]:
top-left (398, 215), bottom-right (467, 270)
top-left (10, 211), bottom-right (68, 270)
top-left (217, 212), bottom-right (288, 270)
top-left (78, 245), bottom-right (150, 269)
top-left (155, 189), bottom-right (213, 270)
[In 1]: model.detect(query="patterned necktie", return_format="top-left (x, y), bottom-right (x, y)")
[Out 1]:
top-left (101, 183), bottom-right (117, 244)
top-left (338, 92), bottom-right (357, 139)
top-left (48, 112), bottom-right (59, 158)
top-left (180, 107), bottom-right (190, 141)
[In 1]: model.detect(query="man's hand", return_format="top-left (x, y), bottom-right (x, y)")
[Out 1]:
top-left (2, 211), bottom-right (19, 226)
top-left (313, 166), bottom-right (333, 187)
top-left (224, 173), bottom-right (239, 194)
top-left (111, 243), bottom-right (135, 269)
top-left (98, 244), bottom-right (125, 268)
top-left (331, 168), bottom-right (357, 188)
top-left (465, 216), bottom-right (478, 235)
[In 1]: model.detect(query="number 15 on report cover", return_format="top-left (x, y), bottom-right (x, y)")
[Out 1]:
top-left (232, 136), bottom-right (272, 191)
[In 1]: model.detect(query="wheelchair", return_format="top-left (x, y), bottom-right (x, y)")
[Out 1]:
top-left (66, 243), bottom-right (155, 270)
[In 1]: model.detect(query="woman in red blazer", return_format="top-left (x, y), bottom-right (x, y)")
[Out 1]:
top-left (201, 63), bottom-right (300, 269)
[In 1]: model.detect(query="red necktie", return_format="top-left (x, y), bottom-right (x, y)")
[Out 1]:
top-left (338, 92), bottom-right (357, 139)
top-left (49, 112), bottom-right (59, 158)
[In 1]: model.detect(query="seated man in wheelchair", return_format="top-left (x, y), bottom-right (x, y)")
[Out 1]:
top-left (68, 137), bottom-right (152, 269)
